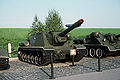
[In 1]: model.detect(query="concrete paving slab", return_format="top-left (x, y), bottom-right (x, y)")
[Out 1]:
top-left (53, 68), bottom-right (120, 80)
top-left (9, 57), bottom-right (18, 61)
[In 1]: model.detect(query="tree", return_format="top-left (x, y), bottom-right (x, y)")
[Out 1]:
top-left (27, 10), bottom-right (64, 41)
top-left (45, 10), bottom-right (63, 31)
top-left (27, 15), bottom-right (44, 41)
top-left (31, 15), bottom-right (44, 33)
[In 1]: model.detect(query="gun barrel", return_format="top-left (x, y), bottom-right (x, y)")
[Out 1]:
top-left (58, 19), bottom-right (84, 37)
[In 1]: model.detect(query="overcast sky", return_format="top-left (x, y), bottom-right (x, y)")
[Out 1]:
top-left (0, 0), bottom-right (120, 28)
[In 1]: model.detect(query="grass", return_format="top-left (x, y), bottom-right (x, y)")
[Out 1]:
top-left (70, 28), bottom-right (120, 39)
top-left (0, 28), bottom-right (120, 57)
top-left (0, 28), bottom-right (31, 51)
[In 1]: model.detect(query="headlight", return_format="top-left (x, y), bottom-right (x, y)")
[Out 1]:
top-left (103, 38), bottom-right (106, 42)
top-left (67, 34), bottom-right (70, 38)
top-left (24, 41), bottom-right (29, 46)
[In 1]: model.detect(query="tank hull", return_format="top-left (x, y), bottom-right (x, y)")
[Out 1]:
top-left (0, 48), bottom-right (10, 70)
top-left (18, 46), bottom-right (86, 66)
top-left (0, 57), bottom-right (9, 70)
top-left (74, 32), bottom-right (120, 58)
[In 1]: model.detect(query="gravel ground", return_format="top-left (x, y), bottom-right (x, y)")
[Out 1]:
top-left (0, 56), bottom-right (120, 80)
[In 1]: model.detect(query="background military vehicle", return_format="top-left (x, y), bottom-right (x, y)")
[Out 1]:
top-left (74, 32), bottom-right (120, 58)
top-left (0, 48), bottom-right (10, 70)
top-left (18, 19), bottom-right (86, 66)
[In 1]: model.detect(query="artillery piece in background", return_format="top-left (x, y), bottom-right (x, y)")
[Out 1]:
top-left (0, 48), bottom-right (10, 70)
top-left (74, 32), bottom-right (120, 58)
top-left (18, 19), bottom-right (86, 66)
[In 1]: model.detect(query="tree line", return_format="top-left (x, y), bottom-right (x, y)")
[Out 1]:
top-left (31, 9), bottom-right (63, 34)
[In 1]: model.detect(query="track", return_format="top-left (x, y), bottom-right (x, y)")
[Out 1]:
top-left (0, 56), bottom-right (120, 80)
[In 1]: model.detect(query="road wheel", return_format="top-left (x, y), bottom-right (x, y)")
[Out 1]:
top-left (38, 56), bottom-right (42, 65)
top-left (89, 48), bottom-right (95, 58)
top-left (30, 55), bottom-right (35, 64)
top-left (27, 55), bottom-right (31, 63)
top-left (35, 56), bottom-right (39, 65)
top-left (21, 54), bottom-right (25, 61)
top-left (24, 54), bottom-right (27, 62)
top-left (74, 49), bottom-right (86, 62)
top-left (84, 49), bottom-right (88, 57)
top-left (96, 49), bottom-right (103, 58)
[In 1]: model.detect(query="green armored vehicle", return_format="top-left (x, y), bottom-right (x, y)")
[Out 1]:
top-left (0, 48), bottom-right (10, 70)
top-left (74, 32), bottom-right (120, 58)
top-left (18, 19), bottom-right (86, 66)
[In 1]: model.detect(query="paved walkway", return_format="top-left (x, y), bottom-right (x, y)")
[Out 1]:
top-left (53, 68), bottom-right (120, 80)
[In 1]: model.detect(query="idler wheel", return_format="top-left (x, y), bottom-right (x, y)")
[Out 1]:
top-left (18, 51), bottom-right (22, 61)
top-left (89, 48), bottom-right (95, 58)
top-left (35, 56), bottom-right (39, 65)
top-left (96, 49), bottom-right (103, 58)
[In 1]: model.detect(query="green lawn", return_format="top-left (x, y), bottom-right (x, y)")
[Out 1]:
top-left (70, 28), bottom-right (120, 39)
top-left (0, 28), bottom-right (31, 50)
top-left (0, 28), bottom-right (120, 57)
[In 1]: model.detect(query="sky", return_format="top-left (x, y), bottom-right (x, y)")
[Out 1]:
top-left (0, 0), bottom-right (120, 28)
